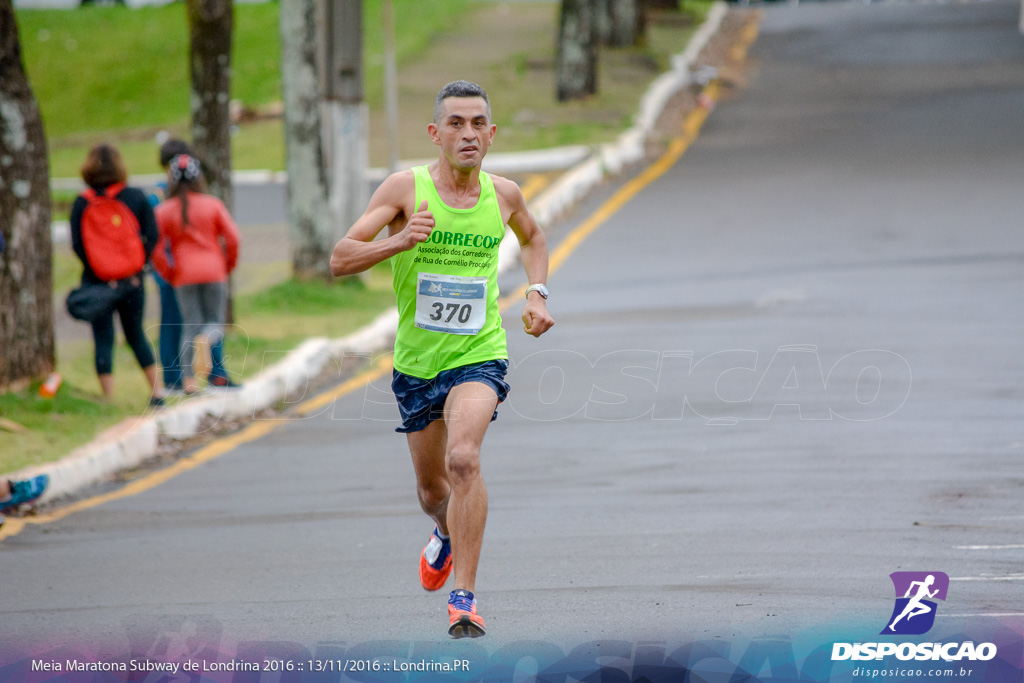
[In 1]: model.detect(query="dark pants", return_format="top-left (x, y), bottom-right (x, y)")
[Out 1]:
top-left (90, 282), bottom-right (155, 375)
top-left (153, 271), bottom-right (229, 387)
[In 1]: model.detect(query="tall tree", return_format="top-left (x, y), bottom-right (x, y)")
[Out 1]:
top-left (597, 0), bottom-right (642, 47)
top-left (606, 0), bottom-right (641, 47)
top-left (187, 0), bottom-right (234, 212)
top-left (279, 0), bottom-right (366, 282)
top-left (320, 0), bottom-right (368, 283)
top-left (637, 0), bottom-right (680, 38)
top-left (596, 0), bottom-right (612, 45)
top-left (556, 0), bottom-right (599, 101)
top-left (280, 0), bottom-right (332, 281)
top-left (0, 0), bottom-right (54, 391)
top-left (187, 0), bottom-right (235, 321)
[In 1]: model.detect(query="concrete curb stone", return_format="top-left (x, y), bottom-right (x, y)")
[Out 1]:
top-left (14, 2), bottom-right (728, 508)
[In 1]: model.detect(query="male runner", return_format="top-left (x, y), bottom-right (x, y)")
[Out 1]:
top-left (330, 81), bottom-right (554, 638)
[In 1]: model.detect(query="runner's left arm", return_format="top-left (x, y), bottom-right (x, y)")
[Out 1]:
top-left (500, 179), bottom-right (554, 338)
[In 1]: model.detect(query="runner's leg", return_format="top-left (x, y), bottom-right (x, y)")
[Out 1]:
top-left (407, 418), bottom-right (451, 536)
top-left (442, 381), bottom-right (499, 593)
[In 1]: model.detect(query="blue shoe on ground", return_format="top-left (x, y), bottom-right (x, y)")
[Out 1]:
top-left (1, 474), bottom-right (49, 512)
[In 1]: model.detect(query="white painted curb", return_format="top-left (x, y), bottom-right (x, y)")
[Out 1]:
top-left (13, 2), bottom-right (730, 508)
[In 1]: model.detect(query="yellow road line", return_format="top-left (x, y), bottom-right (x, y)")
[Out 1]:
top-left (741, 18), bottom-right (760, 47)
top-left (0, 356), bottom-right (403, 541)
top-left (0, 419), bottom-right (281, 541)
top-left (520, 173), bottom-right (549, 202)
top-left (731, 20), bottom-right (760, 62)
top-left (292, 354), bottom-right (394, 417)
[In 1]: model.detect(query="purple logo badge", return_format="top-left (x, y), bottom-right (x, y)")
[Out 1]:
top-left (881, 571), bottom-right (949, 635)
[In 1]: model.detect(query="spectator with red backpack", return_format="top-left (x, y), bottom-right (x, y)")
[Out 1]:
top-left (152, 154), bottom-right (241, 395)
top-left (70, 143), bottom-right (165, 406)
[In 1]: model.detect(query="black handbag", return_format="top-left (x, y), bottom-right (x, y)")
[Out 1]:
top-left (65, 276), bottom-right (139, 323)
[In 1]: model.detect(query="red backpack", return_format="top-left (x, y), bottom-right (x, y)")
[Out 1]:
top-left (80, 182), bottom-right (146, 281)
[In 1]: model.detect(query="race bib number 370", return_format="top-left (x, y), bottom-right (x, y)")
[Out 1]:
top-left (415, 272), bottom-right (488, 335)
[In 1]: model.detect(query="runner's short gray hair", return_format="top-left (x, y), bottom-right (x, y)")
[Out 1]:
top-left (433, 80), bottom-right (491, 123)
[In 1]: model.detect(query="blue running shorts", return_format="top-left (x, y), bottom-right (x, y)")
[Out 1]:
top-left (391, 359), bottom-right (510, 433)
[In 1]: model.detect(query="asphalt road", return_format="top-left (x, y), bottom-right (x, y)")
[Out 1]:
top-left (5, 0), bottom-right (1024, 676)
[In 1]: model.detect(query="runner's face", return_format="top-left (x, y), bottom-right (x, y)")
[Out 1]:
top-left (430, 97), bottom-right (496, 169)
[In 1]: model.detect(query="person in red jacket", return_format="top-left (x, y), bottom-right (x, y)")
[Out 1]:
top-left (152, 155), bottom-right (241, 394)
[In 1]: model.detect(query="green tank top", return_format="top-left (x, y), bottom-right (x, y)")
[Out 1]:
top-left (391, 166), bottom-right (507, 379)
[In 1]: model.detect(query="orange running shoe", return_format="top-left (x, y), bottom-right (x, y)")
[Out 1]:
top-left (419, 527), bottom-right (453, 591)
top-left (447, 589), bottom-right (486, 638)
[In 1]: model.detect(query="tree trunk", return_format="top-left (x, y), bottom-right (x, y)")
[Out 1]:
top-left (607, 0), bottom-right (641, 47)
top-left (280, 0), bottom-right (332, 281)
top-left (595, 0), bottom-right (611, 44)
top-left (556, 0), bottom-right (599, 102)
top-left (321, 0), bottom-right (368, 284)
top-left (187, 0), bottom-right (234, 320)
top-left (640, 0), bottom-right (679, 35)
top-left (0, 0), bottom-right (55, 391)
top-left (187, 0), bottom-right (234, 213)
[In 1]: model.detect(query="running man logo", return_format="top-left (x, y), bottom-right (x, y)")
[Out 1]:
top-left (881, 571), bottom-right (949, 635)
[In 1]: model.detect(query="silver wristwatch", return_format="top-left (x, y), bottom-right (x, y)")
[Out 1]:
top-left (524, 283), bottom-right (549, 300)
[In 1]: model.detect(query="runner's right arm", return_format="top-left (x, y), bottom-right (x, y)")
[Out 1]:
top-left (330, 172), bottom-right (433, 276)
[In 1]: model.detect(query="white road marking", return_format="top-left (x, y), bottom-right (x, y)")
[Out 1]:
top-left (938, 613), bottom-right (1024, 618)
